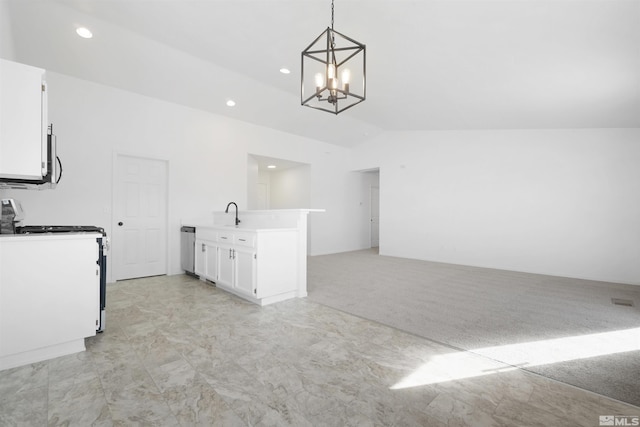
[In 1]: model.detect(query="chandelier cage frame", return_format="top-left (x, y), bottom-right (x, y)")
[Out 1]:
top-left (301, 3), bottom-right (366, 115)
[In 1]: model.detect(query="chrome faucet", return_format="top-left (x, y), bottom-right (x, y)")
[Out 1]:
top-left (225, 202), bottom-right (240, 226)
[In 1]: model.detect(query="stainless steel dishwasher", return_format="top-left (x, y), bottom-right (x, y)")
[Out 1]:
top-left (180, 226), bottom-right (196, 276)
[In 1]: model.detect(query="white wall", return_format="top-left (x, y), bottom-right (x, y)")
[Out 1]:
top-left (0, 1), bottom-right (15, 60)
top-left (269, 165), bottom-right (310, 209)
top-left (257, 169), bottom-right (270, 209)
top-left (244, 134), bottom-right (373, 256)
top-left (307, 166), bottom-right (377, 255)
top-left (0, 71), bottom-right (370, 282)
top-left (246, 159), bottom-right (312, 211)
top-left (246, 155), bottom-right (260, 209)
top-left (352, 129), bottom-right (640, 285)
top-left (9, 69), bottom-right (636, 286)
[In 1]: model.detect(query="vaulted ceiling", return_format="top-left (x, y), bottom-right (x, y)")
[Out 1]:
top-left (5, 0), bottom-right (640, 148)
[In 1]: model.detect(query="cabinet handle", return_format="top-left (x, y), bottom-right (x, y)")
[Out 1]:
top-left (233, 249), bottom-right (236, 259)
top-left (239, 238), bottom-right (246, 242)
top-left (201, 243), bottom-right (206, 252)
top-left (229, 248), bottom-right (232, 259)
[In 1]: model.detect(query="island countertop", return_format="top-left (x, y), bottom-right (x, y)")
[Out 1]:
top-left (180, 223), bottom-right (298, 233)
top-left (182, 208), bottom-right (324, 232)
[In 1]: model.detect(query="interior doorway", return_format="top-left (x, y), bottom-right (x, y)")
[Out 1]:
top-left (113, 153), bottom-right (168, 280)
top-left (370, 185), bottom-right (380, 247)
top-left (357, 168), bottom-right (380, 249)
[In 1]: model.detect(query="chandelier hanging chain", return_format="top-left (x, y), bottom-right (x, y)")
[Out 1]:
top-left (331, 0), bottom-right (335, 30)
top-left (330, 0), bottom-right (337, 66)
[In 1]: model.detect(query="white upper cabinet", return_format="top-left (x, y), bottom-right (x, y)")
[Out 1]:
top-left (0, 59), bottom-right (47, 179)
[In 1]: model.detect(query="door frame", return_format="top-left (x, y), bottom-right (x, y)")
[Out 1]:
top-left (355, 167), bottom-right (380, 250)
top-left (111, 151), bottom-right (170, 281)
top-left (370, 185), bottom-right (380, 248)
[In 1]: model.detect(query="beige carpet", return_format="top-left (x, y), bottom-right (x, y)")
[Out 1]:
top-left (307, 249), bottom-right (640, 407)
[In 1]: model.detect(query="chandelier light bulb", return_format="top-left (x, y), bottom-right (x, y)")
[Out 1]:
top-left (327, 64), bottom-right (336, 80)
top-left (342, 69), bottom-right (351, 84)
top-left (314, 73), bottom-right (324, 97)
top-left (342, 69), bottom-right (351, 93)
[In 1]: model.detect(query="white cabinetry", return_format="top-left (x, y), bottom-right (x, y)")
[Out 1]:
top-left (194, 240), bottom-right (206, 276)
top-left (0, 59), bottom-right (47, 179)
top-left (234, 246), bottom-right (256, 297)
top-left (194, 229), bottom-right (218, 282)
top-left (253, 231), bottom-right (298, 300)
top-left (0, 234), bottom-right (100, 371)
top-left (216, 231), bottom-right (256, 298)
top-left (216, 232), bottom-right (233, 287)
top-left (217, 245), bottom-right (234, 287)
top-left (185, 209), bottom-right (322, 305)
top-left (194, 226), bottom-right (298, 306)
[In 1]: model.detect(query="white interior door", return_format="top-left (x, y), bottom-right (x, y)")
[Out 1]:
top-left (370, 186), bottom-right (380, 248)
top-left (114, 154), bottom-right (168, 280)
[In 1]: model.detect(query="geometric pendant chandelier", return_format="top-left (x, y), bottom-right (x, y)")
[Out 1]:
top-left (301, 0), bottom-right (366, 114)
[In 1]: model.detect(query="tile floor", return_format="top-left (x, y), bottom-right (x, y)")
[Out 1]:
top-left (0, 275), bottom-right (638, 426)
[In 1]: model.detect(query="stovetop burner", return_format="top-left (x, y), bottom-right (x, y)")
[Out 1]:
top-left (16, 225), bottom-right (106, 236)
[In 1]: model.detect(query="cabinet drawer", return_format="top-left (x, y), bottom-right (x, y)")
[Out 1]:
top-left (217, 231), bottom-right (233, 244)
top-left (196, 228), bottom-right (217, 242)
top-left (234, 232), bottom-right (256, 248)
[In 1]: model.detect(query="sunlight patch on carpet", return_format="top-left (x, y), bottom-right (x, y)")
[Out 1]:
top-left (391, 327), bottom-right (640, 389)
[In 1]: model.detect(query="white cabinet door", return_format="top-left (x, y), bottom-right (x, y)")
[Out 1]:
top-left (204, 241), bottom-right (218, 281)
top-left (0, 236), bottom-right (98, 360)
top-left (217, 245), bottom-right (234, 288)
top-left (195, 239), bottom-right (206, 277)
top-left (195, 239), bottom-right (218, 281)
top-left (0, 59), bottom-right (46, 179)
top-left (253, 230), bottom-right (298, 299)
top-left (215, 241), bottom-right (255, 297)
top-left (234, 247), bottom-right (256, 297)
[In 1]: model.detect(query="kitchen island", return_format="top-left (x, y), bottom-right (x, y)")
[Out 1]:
top-left (0, 233), bottom-right (101, 371)
top-left (183, 209), bottom-right (322, 306)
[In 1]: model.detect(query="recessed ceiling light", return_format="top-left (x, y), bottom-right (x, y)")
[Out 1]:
top-left (76, 27), bottom-right (93, 39)
top-left (267, 165), bottom-right (277, 169)
top-left (279, 68), bottom-right (291, 74)
top-left (226, 100), bottom-right (236, 107)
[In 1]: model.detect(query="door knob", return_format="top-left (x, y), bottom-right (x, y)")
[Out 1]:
top-left (118, 222), bottom-right (124, 226)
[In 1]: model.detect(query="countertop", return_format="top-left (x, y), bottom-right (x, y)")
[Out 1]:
top-left (182, 208), bottom-right (324, 233)
top-left (182, 223), bottom-right (298, 233)
top-left (0, 232), bottom-right (103, 242)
